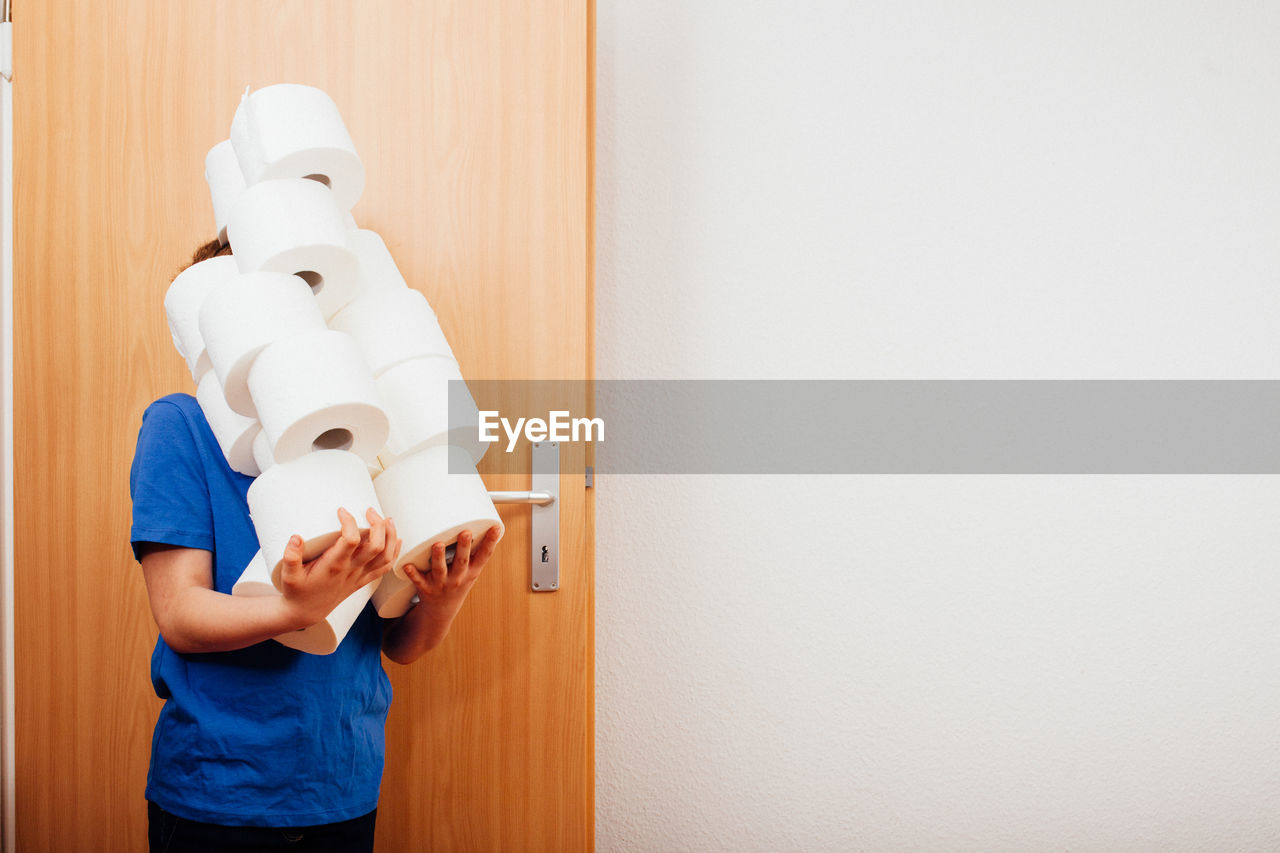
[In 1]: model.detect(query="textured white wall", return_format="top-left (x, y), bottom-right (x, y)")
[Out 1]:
top-left (595, 2), bottom-right (1280, 851)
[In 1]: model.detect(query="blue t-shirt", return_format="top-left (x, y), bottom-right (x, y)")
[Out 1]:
top-left (129, 393), bottom-right (392, 826)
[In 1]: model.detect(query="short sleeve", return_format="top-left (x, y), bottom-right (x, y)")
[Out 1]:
top-left (129, 399), bottom-right (215, 562)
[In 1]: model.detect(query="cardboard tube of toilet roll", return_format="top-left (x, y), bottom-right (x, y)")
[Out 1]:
top-left (248, 329), bottom-right (389, 466)
top-left (226, 178), bottom-right (361, 319)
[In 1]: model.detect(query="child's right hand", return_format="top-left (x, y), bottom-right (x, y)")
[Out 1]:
top-left (278, 507), bottom-right (401, 627)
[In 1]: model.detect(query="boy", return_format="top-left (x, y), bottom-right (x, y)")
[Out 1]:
top-left (132, 239), bottom-right (501, 851)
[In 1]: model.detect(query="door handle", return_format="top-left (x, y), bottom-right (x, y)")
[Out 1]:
top-left (487, 440), bottom-right (559, 591)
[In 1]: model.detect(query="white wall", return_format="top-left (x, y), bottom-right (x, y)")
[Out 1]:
top-left (595, 3), bottom-right (1280, 851)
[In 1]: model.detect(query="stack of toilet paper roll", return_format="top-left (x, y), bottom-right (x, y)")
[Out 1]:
top-left (162, 83), bottom-right (503, 654)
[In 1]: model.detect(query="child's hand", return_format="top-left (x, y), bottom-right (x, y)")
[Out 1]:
top-left (402, 526), bottom-right (502, 616)
top-left (278, 507), bottom-right (401, 627)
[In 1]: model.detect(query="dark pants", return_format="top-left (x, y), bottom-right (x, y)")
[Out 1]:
top-left (148, 801), bottom-right (377, 853)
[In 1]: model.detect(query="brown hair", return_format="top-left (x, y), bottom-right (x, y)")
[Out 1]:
top-left (184, 238), bottom-right (232, 271)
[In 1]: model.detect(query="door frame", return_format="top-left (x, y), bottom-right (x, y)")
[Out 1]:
top-left (0, 10), bottom-right (16, 851)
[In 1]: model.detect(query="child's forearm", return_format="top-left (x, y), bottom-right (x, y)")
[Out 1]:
top-left (142, 519), bottom-right (398, 655)
top-left (381, 600), bottom-right (461, 664)
top-left (159, 587), bottom-right (310, 654)
top-left (141, 545), bottom-right (311, 654)
top-left (380, 529), bottom-right (500, 664)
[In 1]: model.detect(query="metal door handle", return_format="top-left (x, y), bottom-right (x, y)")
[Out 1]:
top-left (484, 441), bottom-right (560, 591)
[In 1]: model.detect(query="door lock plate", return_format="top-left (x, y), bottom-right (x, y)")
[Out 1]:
top-left (531, 441), bottom-right (559, 592)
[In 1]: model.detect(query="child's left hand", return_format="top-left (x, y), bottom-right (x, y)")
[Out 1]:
top-left (402, 526), bottom-right (503, 615)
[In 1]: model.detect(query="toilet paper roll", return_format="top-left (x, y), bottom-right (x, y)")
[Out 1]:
top-left (329, 288), bottom-right (453, 377)
top-left (376, 356), bottom-right (486, 467)
top-left (348, 229), bottom-right (409, 295)
top-left (204, 140), bottom-right (246, 246)
top-left (274, 579), bottom-right (378, 655)
top-left (246, 449), bottom-right (382, 586)
top-left (375, 445), bottom-right (503, 580)
top-left (230, 84), bottom-right (365, 210)
top-left (231, 551), bottom-right (275, 597)
top-left (371, 545), bottom-right (451, 618)
top-left (226, 178), bottom-right (360, 319)
top-left (252, 429), bottom-right (275, 475)
top-left (164, 255), bottom-right (239, 382)
top-left (370, 572), bottom-right (416, 618)
top-left (248, 329), bottom-right (389, 465)
top-left (199, 271), bottom-right (328, 417)
top-left (232, 550), bottom-right (375, 655)
top-left (195, 371), bottom-right (261, 477)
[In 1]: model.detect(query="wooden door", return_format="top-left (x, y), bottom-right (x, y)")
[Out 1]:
top-left (13, 2), bottom-right (593, 850)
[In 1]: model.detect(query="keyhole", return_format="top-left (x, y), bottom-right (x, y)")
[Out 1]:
top-left (541, 546), bottom-right (549, 563)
